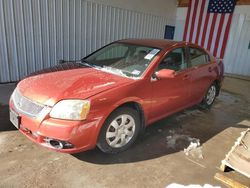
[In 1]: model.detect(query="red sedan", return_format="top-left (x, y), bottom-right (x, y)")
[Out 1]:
top-left (9, 39), bottom-right (224, 153)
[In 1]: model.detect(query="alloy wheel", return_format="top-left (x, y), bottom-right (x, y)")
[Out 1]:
top-left (206, 85), bottom-right (216, 105)
top-left (106, 114), bottom-right (136, 148)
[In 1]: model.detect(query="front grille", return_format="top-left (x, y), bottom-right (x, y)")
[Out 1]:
top-left (12, 89), bottom-right (44, 117)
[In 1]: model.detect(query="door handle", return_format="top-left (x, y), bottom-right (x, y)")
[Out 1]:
top-left (183, 74), bottom-right (190, 80)
top-left (208, 67), bottom-right (212, 72)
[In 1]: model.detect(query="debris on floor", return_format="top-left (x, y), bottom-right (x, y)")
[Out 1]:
top-left (220, 128), bottom-right (250, 178)
top-left (166, 183), bottom-right (220, 188)
top-left (166, 130), bottom-right (203, 159)
top-left (184, 139), bottom-right (203, 159)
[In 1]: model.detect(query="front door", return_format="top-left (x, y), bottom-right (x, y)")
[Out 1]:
top-left (150, 47), bottom-right (192, 121)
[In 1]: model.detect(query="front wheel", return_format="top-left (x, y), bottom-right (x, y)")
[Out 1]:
top-left (97, 107), bottom-right (141, 154)
top-left (200, 83), bottom-right (217, 109)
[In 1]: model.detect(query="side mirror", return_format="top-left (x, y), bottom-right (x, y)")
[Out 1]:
top-left (156, 69), bottom-right (176, 79)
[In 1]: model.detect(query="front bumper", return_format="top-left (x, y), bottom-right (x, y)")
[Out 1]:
top-left (9, 101), bottom-right (102, 154)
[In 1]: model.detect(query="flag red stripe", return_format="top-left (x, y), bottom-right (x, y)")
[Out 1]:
top-left (207, 13), bottom-right (218, 51)
top-left (189, 0), bottom-right (199, 42)
top-left (195, 0), bottom-right (206, 44)
top-left (220, 14), bottom-right (233, 58)
top-left (213, 14), bottom-right (225, 57)
top-left (201, 13), bottom-right (210, 47)
top-left (183, 0), bottom-right (192, 41)
top-left (183, 0), bottom-right (234, 59)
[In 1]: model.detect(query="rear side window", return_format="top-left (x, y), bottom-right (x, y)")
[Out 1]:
top-left (189, 47), bottom-right (210, 67)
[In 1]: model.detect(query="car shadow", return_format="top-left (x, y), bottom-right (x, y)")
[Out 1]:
top-left (72, 91), bottom-right (250, 164)
top-left (0, 104), bottom-right (17, 132)
top-left (72, 114), bottom-right (185, 164)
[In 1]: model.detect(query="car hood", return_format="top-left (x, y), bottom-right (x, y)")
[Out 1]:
top-left (17, 62), bottom-right (133, 106)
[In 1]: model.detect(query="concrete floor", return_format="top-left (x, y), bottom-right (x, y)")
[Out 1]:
top-left (0, 77), bottom-right (250, 188)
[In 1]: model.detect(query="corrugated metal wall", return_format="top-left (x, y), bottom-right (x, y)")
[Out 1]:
top-left (224, 14), bottom-right (250, 76)
top-left (174, 7), bottom-right (250, 76)
top-left (0, 0), bottom-right (169, 83)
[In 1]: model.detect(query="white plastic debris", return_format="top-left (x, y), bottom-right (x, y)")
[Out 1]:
top-left (184, 138), bottom-right (203, 159)
top-left (166, 131), bottom-right (203, 159)
top-left (184, 141), bottom-right (200, 154)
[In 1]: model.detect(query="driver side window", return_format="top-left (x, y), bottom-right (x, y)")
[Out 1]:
top-left (157, 48), bottom-right (187, 72)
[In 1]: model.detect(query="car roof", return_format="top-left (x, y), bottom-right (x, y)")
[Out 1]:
top-left (118, 39), bottom-right (187, 49)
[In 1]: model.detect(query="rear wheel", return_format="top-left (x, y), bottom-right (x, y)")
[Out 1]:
top-left (200, 83), bottom-right (217, 109)
top-left (97, 107), bottom-right (141, 154)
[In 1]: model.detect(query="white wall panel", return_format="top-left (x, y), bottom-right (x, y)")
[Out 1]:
top-left (224, 14), bottom-right (250, 76)
top-left (174, 19), bottom-right (185, 41)
top-left (174, 7), bottom-right (187, 41)
top-left (0, 0), bottom-right (170, 82)
top-left (89, 0), bottom-right (177, 20)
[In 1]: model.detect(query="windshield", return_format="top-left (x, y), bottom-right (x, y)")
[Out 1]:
top-left (83, 42), bottom-right (161, 79)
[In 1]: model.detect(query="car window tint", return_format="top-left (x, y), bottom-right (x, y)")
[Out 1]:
top-left (96, 45), bottom-right (128, 60)
top-left (157, 48), bottom-right (187, 72)
top-left (189, 47), bottom-right (209, 67)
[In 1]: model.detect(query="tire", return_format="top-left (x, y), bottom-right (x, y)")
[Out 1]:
top-left (97, 107), bottom-right (141, 154)
top-left (200, 83), bottom-right (217, 109)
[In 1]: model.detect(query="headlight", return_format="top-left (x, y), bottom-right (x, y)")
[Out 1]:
top-left (50, 100), bottom-right (90, 120)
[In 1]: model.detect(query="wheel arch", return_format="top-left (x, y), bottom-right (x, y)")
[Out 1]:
top-left (99, 100), bottom-right (146, 137)
top-left (213, 79), bottom-right (221, 96)
top-left (116, 101), bottom-right (146, 129)
top-left (95, 100), bottom-right (146, 152)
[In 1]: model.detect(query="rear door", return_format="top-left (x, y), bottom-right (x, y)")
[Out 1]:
top-left (187, 46), bottom-right (216, 103)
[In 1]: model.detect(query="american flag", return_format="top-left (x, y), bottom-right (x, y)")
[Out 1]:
top-left (183, 0), bottom-right (236, 59)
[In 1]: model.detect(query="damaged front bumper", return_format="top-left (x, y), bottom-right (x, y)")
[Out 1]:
top-left (9, 100), bottom-right (101, 154)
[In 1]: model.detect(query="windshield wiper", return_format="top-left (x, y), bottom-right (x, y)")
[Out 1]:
top-left (80, 59), bottom-right (103, 70)
top-left (80, 59), bottom-right (93, 67)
